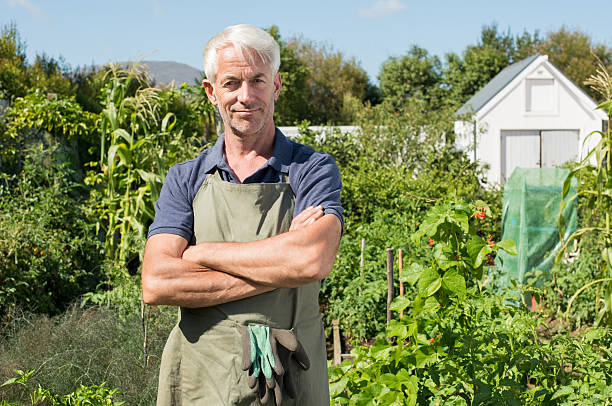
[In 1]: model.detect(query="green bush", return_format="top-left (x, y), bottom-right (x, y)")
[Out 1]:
top-left (0, 146), bottom-right (103, 314)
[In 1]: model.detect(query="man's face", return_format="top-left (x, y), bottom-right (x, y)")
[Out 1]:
top-left (204, 45), bottom-right (281, 138)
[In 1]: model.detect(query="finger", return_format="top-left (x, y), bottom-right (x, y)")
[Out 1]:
top-left (289, 207), bottom-right (319, 231)
top-left (292, 205), bottom-right (315, 222)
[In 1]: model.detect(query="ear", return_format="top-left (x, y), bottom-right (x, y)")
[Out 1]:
top-left (203, 79), bottom-right (218, 106)
top-left (273, 73), bottom-right (282, 101)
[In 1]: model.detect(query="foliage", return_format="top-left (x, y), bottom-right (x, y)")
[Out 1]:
top-left (1, 90), bottom-right (99, 174)
top-left (330, 201), bottom-right (612, 405)
top-left (0, 305), bottom-right (175, 405)
top-left (0, 146), bottom-right (103, 315)
top-left (378, 46), bottom-right (445, 110)
top-left (535, 239), bottom-right (604, 330)
top-left (287, 35), bottom-right (372, 124)
top-left (557, 57), bottom-right (612, 327)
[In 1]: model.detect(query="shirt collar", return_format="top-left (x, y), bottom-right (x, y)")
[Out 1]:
top-left (201, 128), bottom-right (293, 174)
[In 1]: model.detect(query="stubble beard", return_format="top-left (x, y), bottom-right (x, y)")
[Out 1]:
top-left (222, 101), bottom-right (275, 140)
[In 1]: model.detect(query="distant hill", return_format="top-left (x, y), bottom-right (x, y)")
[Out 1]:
top-left (139, 61), bottom-right (203, 86)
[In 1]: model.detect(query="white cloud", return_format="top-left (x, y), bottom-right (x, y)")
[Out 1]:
top-left (358, 0), bottom-right (406, 19)
top-left (6, 0), bottom-right (48, 21)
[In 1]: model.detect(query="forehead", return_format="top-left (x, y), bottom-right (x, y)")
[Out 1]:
top-left (216, 45), bottom-right (272, 80)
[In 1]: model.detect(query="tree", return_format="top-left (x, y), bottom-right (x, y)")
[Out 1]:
top-left (378, 45), bottom-right (444, 110)
top-left (267, 26), bottom-right (311, 126)
top-left (0, 23), bottom-right (72, 101)
top-left (0, 22), bottom-right (28, 100)
top-left (287, 36), bottom-right (372, 124)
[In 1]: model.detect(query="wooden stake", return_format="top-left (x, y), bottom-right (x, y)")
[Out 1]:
top-left (386, 248), bottom-right (394, 325)
top-left (332, 319), bottom-right (341, 366)
top-left (360, 238), bottom-right (365, 268)
top-left (398, 248), bottom-right (404, 318)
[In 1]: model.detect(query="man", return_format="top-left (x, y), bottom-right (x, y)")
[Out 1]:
top-left (142, 24), bottom-right (343, 406)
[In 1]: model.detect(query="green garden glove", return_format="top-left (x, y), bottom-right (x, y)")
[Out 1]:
top-left (241, 325), bottom-right (310, 405)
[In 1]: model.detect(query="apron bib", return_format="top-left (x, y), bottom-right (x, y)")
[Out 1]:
top-left (156, 170), bottom-right (329, 406)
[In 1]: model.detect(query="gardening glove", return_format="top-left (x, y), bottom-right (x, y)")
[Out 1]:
top-left (241, 325), bottom-right (310, 405)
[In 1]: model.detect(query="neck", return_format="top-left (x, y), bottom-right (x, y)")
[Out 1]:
top-left (223, 123), bottom-right (276, 182)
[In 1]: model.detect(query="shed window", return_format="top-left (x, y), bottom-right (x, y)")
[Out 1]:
top-left (526, 79), bottom-right (554, 112)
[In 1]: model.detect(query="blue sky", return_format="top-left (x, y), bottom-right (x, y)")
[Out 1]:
top-left (1, 0), bottom-right (611, 83)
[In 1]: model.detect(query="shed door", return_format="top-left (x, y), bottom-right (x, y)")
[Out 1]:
top-left (541, 130), bottom-right (578, 168)
top-left (501, 130), bottom-right (540, 182)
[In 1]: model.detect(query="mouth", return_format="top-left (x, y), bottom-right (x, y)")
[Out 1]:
top-left (233, 108), bottom-right (259, 115)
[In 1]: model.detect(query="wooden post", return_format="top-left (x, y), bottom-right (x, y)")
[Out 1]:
top-left (386, 248), bottom-right (394, 325)
top-left (332, 319), bottom-right (341, 366)
top-left (398, 248), bottom-right (404, 318)
top-left (360, 238), bottom-right (365, 268)
top-left (359, 238), bottom-right (365, 296)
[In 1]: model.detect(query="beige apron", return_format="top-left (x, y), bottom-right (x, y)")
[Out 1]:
top-left (156, 170), bottom-right (329, 405)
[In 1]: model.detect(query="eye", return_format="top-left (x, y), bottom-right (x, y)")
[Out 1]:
top-left (222, 80), bottom-right (240, 89)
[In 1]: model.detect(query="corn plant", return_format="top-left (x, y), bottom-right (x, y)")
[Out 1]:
top-left (86, 63), bottom-right (202, 270)
top-left (558, 57), bottom-right (612, 326)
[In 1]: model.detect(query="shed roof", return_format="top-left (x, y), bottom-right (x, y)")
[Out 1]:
top-left (456, 54), bottom-right (540, 115)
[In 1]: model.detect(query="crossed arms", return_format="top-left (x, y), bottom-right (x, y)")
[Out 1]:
top-left (141, 206), bottom-right (342, 308)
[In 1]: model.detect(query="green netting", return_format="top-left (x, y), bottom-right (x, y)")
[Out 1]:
top-left (497, 168), bottom-right (577, 288)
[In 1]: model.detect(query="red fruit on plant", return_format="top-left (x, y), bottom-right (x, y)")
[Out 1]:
top-left (428, 238), bottom-right (434, 246)
top-left (475, 211), bottom-right (487, 219)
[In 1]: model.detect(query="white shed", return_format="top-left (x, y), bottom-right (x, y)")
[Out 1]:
top-left (454, 54), bottom-right (607, 184)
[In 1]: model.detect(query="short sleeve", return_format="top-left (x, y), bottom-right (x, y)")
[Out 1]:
top-left (292, 153), bottom-right (344, 230)
top-left (147, 164), bottom-right (195, 241)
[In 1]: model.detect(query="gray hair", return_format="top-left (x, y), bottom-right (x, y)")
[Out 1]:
top-left (203, 24), bottom-right (280, 83)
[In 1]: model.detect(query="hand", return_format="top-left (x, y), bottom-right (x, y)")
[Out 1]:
top-left (289, 205), bottom-right (324, 231)
top-left (181, 245), bottom-right (200, 263)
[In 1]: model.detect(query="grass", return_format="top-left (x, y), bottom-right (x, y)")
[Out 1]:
top-left (0, 304), bottom-right (176, 405)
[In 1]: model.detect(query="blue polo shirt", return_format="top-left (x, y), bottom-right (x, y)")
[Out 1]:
top-left (147, 128), bottom-right (343, 243)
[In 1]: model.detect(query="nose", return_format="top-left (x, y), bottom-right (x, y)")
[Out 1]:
top-left (237, 81), bottom-right (253, 104)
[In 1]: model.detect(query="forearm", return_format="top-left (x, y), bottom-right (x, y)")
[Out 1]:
top-left (142, 235), bottom-right (273, 307)
top-left (182, 214), bottom-right (342, 288)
